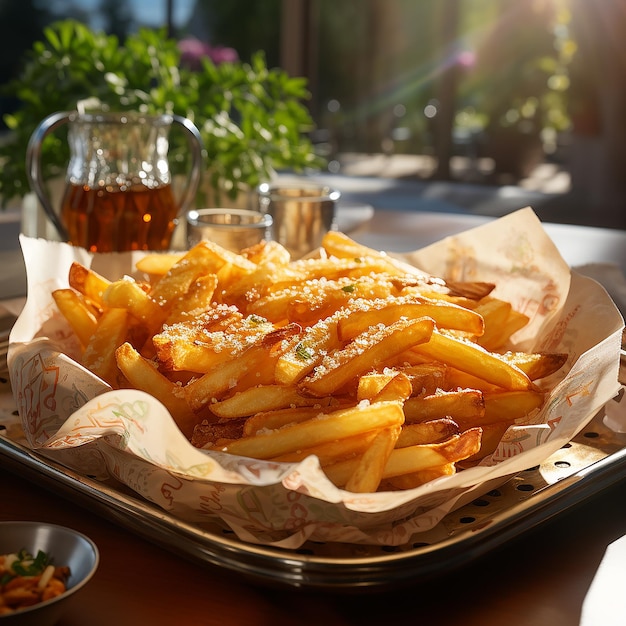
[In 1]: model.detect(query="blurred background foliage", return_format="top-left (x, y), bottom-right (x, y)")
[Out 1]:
top-left (0, 0), bottom-right (578, 184)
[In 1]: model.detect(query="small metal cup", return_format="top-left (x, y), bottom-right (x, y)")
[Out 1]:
top-left (257, 182), bottom-right (340, 258)
top-left (186, 208), bottom-right (272, 252)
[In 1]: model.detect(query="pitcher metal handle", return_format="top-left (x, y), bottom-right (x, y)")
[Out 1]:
top-left (25, 111), bottom-right (72, 241)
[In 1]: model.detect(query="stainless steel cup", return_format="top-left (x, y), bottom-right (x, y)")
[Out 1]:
top-left (186, 208), bottom-right (272, 252)
top-left (257, 182), bottom-right (340, 258)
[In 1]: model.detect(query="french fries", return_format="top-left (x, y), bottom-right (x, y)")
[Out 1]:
top-left (324, 427), bottom-right (482, 488)
top-left (52, 288), bottom-right (98, 347)
top-left (50, 232), bottom-right (568, 493)
top-left (220, 400), bottom-right (405, 460)
top-left (300, 317), bottom-right (436, 397)
top-left (68, 261), bottom-right (111, 308)
top-left (115, 342), bottom-right (199, 437)
top-left (82, 307), bottom-right (128, 386)
top-left (345, 425), bottom-right (401, 493)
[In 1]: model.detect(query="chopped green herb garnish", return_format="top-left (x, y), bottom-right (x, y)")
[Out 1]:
top-left (6, 549), bottom-right (51, 579)
top-left (295, 343), bottom-right (314, 361)
top-left (341, 284), bottom-right (356, 293)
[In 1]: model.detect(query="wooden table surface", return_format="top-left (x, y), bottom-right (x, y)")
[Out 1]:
top-left (1, 466), bottom-right (624, 626)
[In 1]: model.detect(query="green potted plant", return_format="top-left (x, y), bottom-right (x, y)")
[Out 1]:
top-left (0, 19), bottom-right (324, 209)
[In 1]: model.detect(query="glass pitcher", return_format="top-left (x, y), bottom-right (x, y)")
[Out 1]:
top-left (26, 110), bottom-right (203, 252)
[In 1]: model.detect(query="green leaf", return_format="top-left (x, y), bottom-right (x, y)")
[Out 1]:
top-left (10, 549), bottom-right (51, 577)
top-left (295, 343), bottom-right (314, 361)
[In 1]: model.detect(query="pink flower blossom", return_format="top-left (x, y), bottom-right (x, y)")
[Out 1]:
top-left (457, 50), bottom-right (476, 68)
top-left (178, 37), bottom-right (238, 70)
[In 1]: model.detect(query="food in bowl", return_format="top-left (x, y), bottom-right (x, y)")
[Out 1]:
top-left (0, 549), bottom-right (70, 615)
top-left (0, 522), bottom-right (98, 623)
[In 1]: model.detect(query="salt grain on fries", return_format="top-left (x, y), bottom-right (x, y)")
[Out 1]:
top-left (51, 231), bottom-right (568, 493)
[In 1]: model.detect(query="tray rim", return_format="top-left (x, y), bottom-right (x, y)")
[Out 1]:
top-left (1, 431), bottom-right (625, 591)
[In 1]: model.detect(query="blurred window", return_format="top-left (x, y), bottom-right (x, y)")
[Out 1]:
top-left (3, 0), bottom-right (624, 219)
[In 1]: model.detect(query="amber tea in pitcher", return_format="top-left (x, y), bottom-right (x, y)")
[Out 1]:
top-left (27, 110), bottom-right (203, 252)
top-left (60, 182), bottom-right (179, 253)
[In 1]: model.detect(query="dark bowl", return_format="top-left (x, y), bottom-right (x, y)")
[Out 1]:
top-left (0, 521), bottom-right (99, 625)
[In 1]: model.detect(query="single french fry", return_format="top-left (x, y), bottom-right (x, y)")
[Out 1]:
top-left (82, 307), bottom-right (129, 386)
top-left (135, 252), bottom-right (184, 277)
top-left (324, 427), bottom-right (482, 487)
top-left (357, 371), bottom-right (399, 401)
top-left (270, 430), bottom-right (378, 465)
top-left (242, 239), bottom-right (291, 266)
top-left (289, 255), bottom-right (409, 282)
top-left (477, 300), bottom-right (529, 350)
top-left (396, 418), bottom-right (460, 447)
top-left (192, 240), bottom-right (250, 273)
top-left (115, 342), bottom-right (199, 437)
top-left (183, 345), bottom-right (271, 412)
top-left (399, 363), bottom-right (448, 396)
top-left (500, 351), bottom-right (568, 381)
top-left (384, 463), bottom-right (456, 490)
top-left (209, 384), bottom-right (326, 419)
top-left (410, 330), bottom-right (533, 391)
top-left (474, 297), bottom-right (512, 347)
top-left (370, 372), bottom-right (414, 403)
top-left (403, 388), bottom-right (485, 424)
top-left (444, 367), bottom-right (502, 393)
top-left (413, 289), bottom-right (480, 309)
top-left (154, 335), bottom-right (235, 373)
top-left (165, 274), bottom-right (219, 324)
top-left (216, 400), bottom-right (405, 460)
top-left (68, 262), bottom-right (111, 308)
top-left (153, 310), bottom-right (273, 373)
top-left (444, 280), bottom-right (495, 300)
top-left (479, 389), bottom-right (545, 426)
top-left (243, 405), bottom-right (338, 437)
top-left (494, 309), bottom-right (530, 349)
top-left (52, 288), bottom-right (99, 347)
top-left (300, 317), bottom-right (435, 397)
top-left (338, 296), bottom-right (485, 340)
top-left (345, 425), bottom-right (401, 493)
top-left (462, 421), bottom-right (513, 463)
top-left (320, 230), bottom-right (437, 282)
top-left (148, 257), bottom-right (212, 310)
top-left (274, 311), bottom-right (344, 385)
top-left (416, 352), bottom-right (564, 389)
top-left (102, 278), bottom-right (164, 332)
top-left (321, 230), bottom-right (390, 260)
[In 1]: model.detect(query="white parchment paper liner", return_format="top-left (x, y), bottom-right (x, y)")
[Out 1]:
top-left (7, 208), bottom-right (624, 548)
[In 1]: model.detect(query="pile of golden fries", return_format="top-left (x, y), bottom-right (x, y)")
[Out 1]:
top-left (51, 232), bottom-right (567, 493)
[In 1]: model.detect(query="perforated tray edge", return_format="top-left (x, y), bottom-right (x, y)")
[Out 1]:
top-left (1, 410), bottom-right (624, 590)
